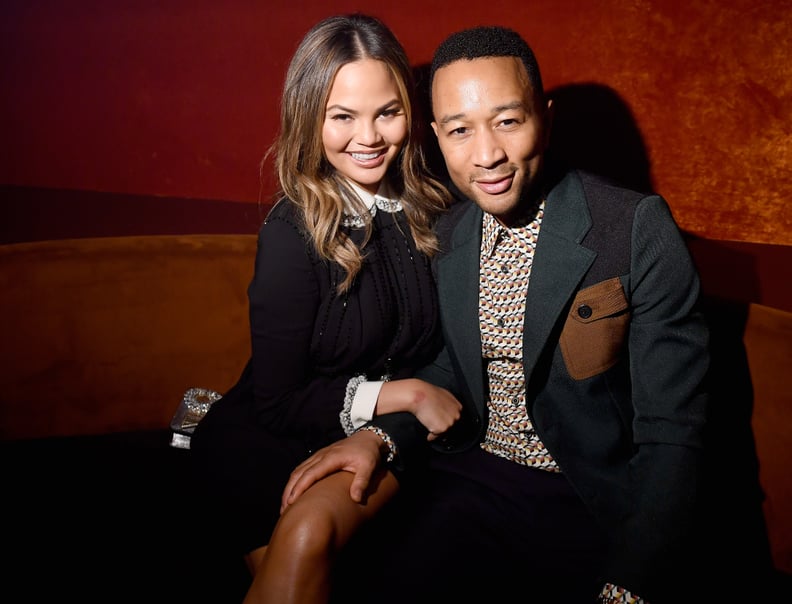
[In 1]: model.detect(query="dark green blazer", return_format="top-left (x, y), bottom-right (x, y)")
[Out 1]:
top-left (374, 169), bottom-right (710, 598)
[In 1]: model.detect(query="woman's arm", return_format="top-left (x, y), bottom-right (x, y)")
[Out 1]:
top-left (374, 378), bottom-right (461, 439)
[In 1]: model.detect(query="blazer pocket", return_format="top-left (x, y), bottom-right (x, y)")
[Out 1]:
top-left (559, 277), bottom-right (630, 380)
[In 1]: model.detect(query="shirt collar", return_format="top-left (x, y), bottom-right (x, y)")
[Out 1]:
top-left (481, 212), bottom-right (506, 260)
top-left (343, 178), bottom-right (398, 212)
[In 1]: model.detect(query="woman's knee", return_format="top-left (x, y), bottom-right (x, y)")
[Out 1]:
top-left (277, 473), bottom-right (381, 547)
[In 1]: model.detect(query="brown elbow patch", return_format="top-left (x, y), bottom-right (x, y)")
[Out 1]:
top-left (559, 277), bottom-right (630, 380)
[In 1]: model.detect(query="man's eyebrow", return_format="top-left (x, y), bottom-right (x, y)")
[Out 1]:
top-left (494, 100), bottom-right (525, 113)
top-left (438, 112), bottom-right (466, 126)
top-left (437, 101), bottom-right (526, 126)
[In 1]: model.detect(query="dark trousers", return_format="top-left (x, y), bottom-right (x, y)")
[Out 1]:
top-left (333, 446), bottom-right (606, 604)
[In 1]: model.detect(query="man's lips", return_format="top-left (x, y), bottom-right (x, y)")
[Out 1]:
top-left (474, 173), bottom-right (514, 195)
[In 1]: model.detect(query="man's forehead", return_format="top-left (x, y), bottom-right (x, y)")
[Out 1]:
top-left (433, 56), bottom-right (530, 91)
top-left (431, 56), bottom-right (533, 113)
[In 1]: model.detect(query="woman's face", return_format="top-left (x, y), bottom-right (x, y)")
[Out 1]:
top-left (322, 59), bottom-right (408, 194)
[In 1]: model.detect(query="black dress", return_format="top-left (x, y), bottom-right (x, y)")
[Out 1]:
top-left (190, 197), bottom-right (442, 555)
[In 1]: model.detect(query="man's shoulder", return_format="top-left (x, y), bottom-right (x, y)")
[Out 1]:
top-left (572, 169), bottom-right (650, 204)
top-left (550, 169), bottom-right (651, 232)
top-left (435, 186), bottom-right (476, 240)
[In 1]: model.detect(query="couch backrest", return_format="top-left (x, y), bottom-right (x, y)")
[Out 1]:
top-left (0, 234), bottom-right (255, 440)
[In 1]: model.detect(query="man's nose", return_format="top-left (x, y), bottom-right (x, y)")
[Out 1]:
top-left (472, 130), bottom-right (506, 168)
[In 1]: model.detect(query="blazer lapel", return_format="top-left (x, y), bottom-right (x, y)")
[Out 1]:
top-left (521, 171), bottom-right (596, 381)
top-left (435, 203), bottom-right (486, 404)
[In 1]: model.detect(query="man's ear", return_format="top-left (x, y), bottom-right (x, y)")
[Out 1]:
top-left (542, 98), bottom-right (554, 148)
top-left (431, 121), bottom-right (439, 138)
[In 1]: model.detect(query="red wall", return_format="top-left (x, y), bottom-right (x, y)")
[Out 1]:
top-left (2, 0), bottom-right (791, 246)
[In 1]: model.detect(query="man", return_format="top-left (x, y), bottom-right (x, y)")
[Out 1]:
top-left (285, 25), bottom-right (710, 604)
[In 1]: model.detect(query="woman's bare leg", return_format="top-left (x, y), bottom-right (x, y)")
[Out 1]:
top-left (245, 545), bottom-right (267, 576)
top-left (242, 468), bottom-right (399, 604)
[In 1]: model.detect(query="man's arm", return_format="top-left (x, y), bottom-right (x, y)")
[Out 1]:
top-left (605, 195), bottom-right (710, 597)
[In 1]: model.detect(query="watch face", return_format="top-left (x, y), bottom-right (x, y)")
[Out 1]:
top-left (170, 387), bottom-right (222, 435)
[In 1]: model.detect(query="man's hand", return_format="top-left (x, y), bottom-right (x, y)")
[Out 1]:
top-left (281, 429), bottom-right (385, 512)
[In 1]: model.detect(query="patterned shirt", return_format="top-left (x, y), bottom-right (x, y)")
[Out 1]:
top-left (478, 201), bottom-right (559, 472)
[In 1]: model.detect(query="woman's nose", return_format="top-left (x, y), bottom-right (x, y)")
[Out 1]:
top-left (356, 120), bottom-right (382, 146)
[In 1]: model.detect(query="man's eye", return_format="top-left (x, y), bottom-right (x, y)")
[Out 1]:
top-left (499, 117), bottom-right (522, 128)
top-left (449, 127), bottom-right (468, 136)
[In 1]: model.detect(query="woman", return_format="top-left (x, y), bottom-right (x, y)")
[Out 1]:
top-left (189, 13), bottom-right (461, 604)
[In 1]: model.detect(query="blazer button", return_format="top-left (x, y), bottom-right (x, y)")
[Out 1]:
top-left (577, 304), bottom-right (593, 319)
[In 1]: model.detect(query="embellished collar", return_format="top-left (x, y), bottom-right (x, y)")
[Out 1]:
top-left (342, 179), bottom-right (403, 228)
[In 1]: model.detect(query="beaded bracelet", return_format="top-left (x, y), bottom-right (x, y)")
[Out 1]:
top-left (357, 425), bottom-right (397, 463)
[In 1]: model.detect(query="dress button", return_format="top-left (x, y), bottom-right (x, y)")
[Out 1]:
top-left (578, 304), bottom-right (593, 319)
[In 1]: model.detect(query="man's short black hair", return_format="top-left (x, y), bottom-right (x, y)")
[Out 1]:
top-left (430, 25), bottom-right (544, 99)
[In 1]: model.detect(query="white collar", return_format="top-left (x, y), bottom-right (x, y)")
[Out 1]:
top-left (341, 179), bottom-right (403, 228)
top-left (344, 178), bottom-right (398, 211)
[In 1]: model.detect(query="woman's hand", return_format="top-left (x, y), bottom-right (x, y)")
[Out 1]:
top-left (377, 378), bottom-right (462, 441)
top-left (281, 429), bottom-right (385, 511)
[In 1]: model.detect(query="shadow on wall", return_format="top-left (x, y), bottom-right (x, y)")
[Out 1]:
top-left (546, 82), bottom-right (654, 194)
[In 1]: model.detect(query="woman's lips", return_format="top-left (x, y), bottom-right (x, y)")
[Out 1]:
top-left (350, 150), bottom-right (386, 168)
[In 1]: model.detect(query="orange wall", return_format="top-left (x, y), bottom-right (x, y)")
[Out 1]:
top-left (2, 0), bottom-right (791, 245)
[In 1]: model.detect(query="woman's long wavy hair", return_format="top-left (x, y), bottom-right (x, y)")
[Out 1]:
top-left (265, 13), bottom-right (450, 293)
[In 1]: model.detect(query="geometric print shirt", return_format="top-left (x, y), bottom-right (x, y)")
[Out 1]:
top-left (478, 202), bottom-right (560, 472)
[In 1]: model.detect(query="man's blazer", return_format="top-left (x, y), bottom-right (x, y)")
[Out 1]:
top-left (374, 168), bottom-right (710, 595)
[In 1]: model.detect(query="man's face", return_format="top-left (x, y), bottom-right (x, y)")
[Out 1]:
top-left (431, 56), bottom-right (552, 226)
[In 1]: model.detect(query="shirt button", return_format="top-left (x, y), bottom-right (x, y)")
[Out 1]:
top-left (497, 318), bottom-right (505, 327)
top-left (577, 304), bottom-right (593, 319)
top-left (500, 264), bottom-right (509, 274)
